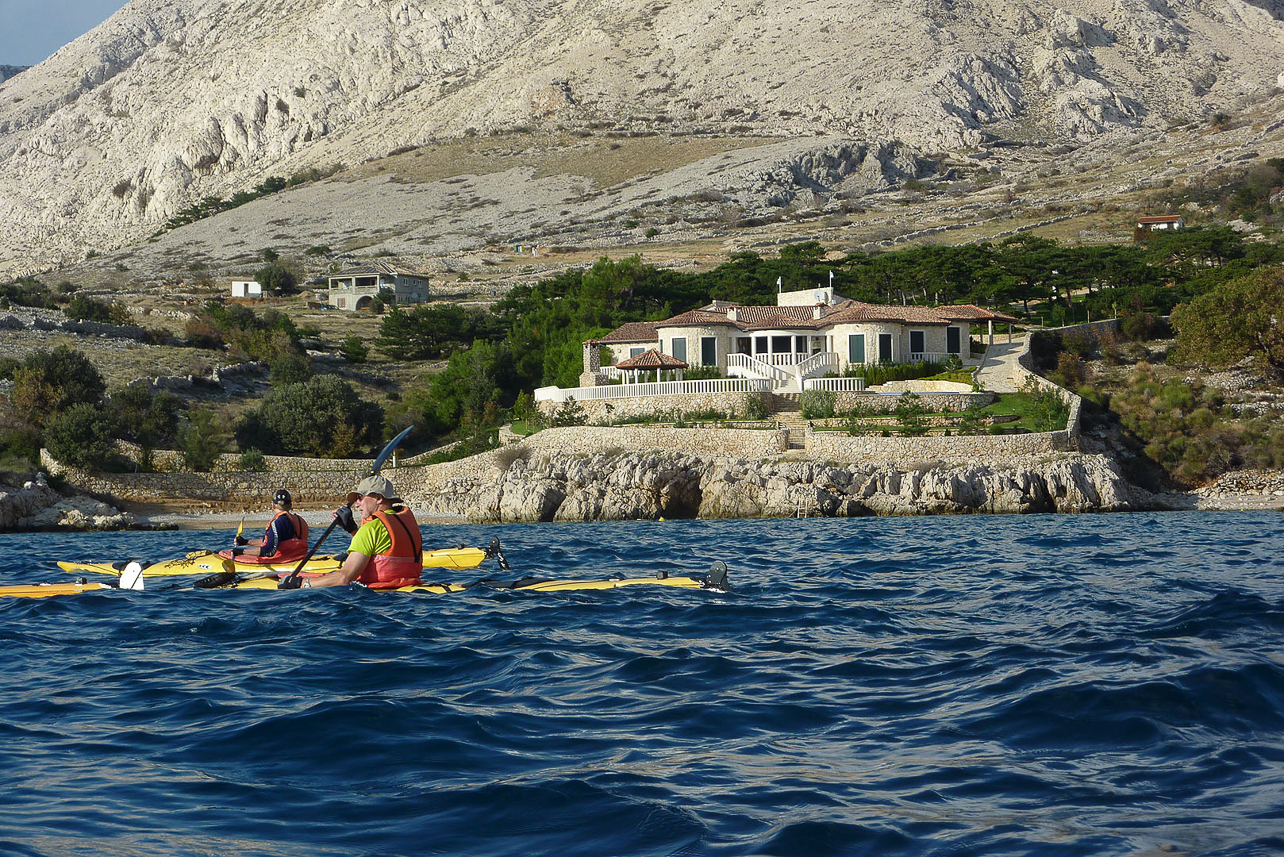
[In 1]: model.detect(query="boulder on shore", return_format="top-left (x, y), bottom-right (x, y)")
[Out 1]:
top-left (0, 474), bottom-right (136, 531)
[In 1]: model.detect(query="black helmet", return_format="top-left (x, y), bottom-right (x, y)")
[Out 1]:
top-left (273, 489), bottom-right (292, 507)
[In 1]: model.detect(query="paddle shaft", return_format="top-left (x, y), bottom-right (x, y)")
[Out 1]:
top-left (280, 510), bottom-right (344, 587)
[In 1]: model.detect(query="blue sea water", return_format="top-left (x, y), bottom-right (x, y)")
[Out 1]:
top-left (2, 511), bottom-right (1283, 857)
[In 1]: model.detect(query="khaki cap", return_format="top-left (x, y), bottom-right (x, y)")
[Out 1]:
top-left (345, 474), bottom-right (401, 505)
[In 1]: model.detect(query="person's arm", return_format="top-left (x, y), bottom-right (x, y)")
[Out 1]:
top-left (304, 551), bottom-right (371, 588)
top-left (259, 518), bottom-right (282, 558)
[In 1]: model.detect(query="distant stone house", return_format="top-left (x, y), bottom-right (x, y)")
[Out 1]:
top-left (230, 279), bottom-right (262, 299)
top-left (327, 262), bottom-right (431, 311)
top-left (582, 286), bottom-right (1016, 394)
top-left (1135, 215), bottom-right (1185, 241)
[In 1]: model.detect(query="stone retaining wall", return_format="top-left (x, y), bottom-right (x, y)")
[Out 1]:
top-left (539, 390), bottom-right (770, 423)
top-left (802, 424), bottom-right (1077, 462)
top-left (833, 391), bottom-right (995, 413)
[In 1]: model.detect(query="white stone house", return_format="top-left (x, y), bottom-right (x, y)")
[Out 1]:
top-left (231, 279), bottom-right (262, 299)
top-left (327, 262), bottom-right (431, 311)
top-left (587, 286), bottom-right (1016, 394)
top-left (1136, 215), bottom-right (1185, 232)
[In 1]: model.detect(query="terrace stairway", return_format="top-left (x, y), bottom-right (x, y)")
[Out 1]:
top-left (770, 394), bottom-right (809, 449)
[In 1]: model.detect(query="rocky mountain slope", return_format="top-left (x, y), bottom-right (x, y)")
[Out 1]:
top-left (2, 0), bottom-right (1284, 276)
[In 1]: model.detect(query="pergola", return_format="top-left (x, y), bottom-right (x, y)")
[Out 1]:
top-left (615, 348), bottom-right (689, 383)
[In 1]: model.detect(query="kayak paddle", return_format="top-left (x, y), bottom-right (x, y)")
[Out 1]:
top-left (278, 425), bottom-right (415, 590)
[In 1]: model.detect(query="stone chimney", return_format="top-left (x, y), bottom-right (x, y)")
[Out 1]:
top-left (727, 306), bottom-right (738, 321)
top-left (579, 339), bottom-right (603, 387)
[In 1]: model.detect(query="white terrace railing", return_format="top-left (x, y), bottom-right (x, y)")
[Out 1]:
top-left (795, 351), bottom-right (839, 381)
top-left (803, 376), bottom-right (868, 392)
top-left (909, 351), bottom-right (952, 364)
top-left (727, 353), bottom-right (795, 389)
top-left (535, 377), bottom-right (773, 403)
top-left (599, 365), bottom-right (626, 381)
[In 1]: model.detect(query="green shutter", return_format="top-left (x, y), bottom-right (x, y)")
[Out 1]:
top-left (848, 334), bottom-right (865, 364)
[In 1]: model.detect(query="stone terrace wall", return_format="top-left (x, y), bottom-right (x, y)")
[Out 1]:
top-left (539, 390), bottom-right (770, 423)
top-left (107, 439), bottom-right (439, 473)
top-left (833, 391), bottom-right (995, 413)
top-left (802, 424), bottom-right (1077, 463)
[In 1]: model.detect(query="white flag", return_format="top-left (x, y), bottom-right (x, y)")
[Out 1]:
top-left (777, 276), bottom-right (782, 293)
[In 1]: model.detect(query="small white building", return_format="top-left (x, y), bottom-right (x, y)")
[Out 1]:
top-left (231, 280), bottom-right (263, 299)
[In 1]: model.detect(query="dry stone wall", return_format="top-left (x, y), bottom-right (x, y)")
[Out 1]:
top-left (541, 390), bottom-right (771, 423)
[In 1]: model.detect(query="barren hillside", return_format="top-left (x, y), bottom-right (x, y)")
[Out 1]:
top-left (2, 0), bottom-right (1284, 276)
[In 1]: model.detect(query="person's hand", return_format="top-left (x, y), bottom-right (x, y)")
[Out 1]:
top-left (334, 504), bottom-right (357, 534)
top-left (277, 575), bottom-right (303, 590)
top-left (234, 534), bottom-right (249, 546)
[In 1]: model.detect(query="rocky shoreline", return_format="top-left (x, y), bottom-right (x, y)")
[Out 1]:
top-left (4, 457), bottom-right (1281, 533)
top-left (417, 450), bottom-right (1179, 522)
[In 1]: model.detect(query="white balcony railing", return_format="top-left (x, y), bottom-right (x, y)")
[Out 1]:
top-left (535, 377), bottom-right (773, 403)
top-left (909, 352), bottom-right (952, 364)
top-left (727, 353), bottom-right (794, 389)
top-left (795, 351), bottom-right (839, 381)
top-left (803, 377), bottom-right (867, 392)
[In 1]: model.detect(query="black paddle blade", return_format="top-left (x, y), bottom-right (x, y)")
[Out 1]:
top-left (705, 561), bottom-right (730, 591)
top-left (194, 572), bottom-right (240, 589)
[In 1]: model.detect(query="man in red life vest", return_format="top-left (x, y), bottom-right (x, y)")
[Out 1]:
top-left (296, 475), bottom-right (423, 589)
top-left (234, 488), bottom-right (310, 561)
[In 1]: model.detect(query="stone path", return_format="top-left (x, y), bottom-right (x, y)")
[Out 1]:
top-left (975, 332), bottom-right (1027, 393)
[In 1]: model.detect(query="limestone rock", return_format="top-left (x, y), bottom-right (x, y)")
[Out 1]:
top-left (3, 0), bottom-right (1284, 274)
top-left (413, 450), bottom-right (1141, 521)
top-left (0, 474), bottom-right (136, 530)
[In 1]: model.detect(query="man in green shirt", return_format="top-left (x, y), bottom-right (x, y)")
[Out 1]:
top-left (296, 474), bottom-right (423, 589)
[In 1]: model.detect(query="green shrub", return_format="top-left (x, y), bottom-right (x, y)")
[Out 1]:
top-left (269, 351), bottom-right (313, 386)
top-left (800, 388), bottom-right (836, 419)
top-left (235, 375), bottom-right (384, 457)
top-left (742, 394), bottom-right (769, 420)
top-left (65, 294), bottom-right (130, 325)
top-left (238, 448), bottom-right (268, 472)
top-left (178, 406), bottom-right (228, 471)
top-left (45, 403), bottom-right (117, 470)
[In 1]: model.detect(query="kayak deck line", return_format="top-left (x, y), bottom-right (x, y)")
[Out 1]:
top-left (194, 561), bottom-right (731, 594)
top-left (56, 544), bottom-right (496, 579)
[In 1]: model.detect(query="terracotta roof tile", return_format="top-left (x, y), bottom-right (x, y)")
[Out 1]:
top-left (935, 304), bottom-right (1020, 323)
top-left (615, 348), bottom-right (689, 369)
top-left (599, 321), bottom-right (662, 343)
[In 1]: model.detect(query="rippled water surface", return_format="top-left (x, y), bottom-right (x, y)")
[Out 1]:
top-left (3, 512), bottom-right (1284, 856)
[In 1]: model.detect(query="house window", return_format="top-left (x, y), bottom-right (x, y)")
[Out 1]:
top-left (771, 335), bottom-right (791, 353)
top-left (754, 335), bottom-right (768, 354)
top-left (671, 337), bottom-right (687, 363)
top-left (735, 337), bottom-right (752, 355)
top-left (910, 330), bottom-right (925, 356)
top-left (337, 298), bottom-right (346, 308)
top-left (878, 333), bottom-right (893, 362)
top-left (947, 326), bottom-right (961, 355)
top-left (630, 347), bottom-right (645, 358)
top-left (848, 334), bottom-right (865, 364)
top-left (701, 336), bottom-right (716, 366)
top-left (794, 335), bottom-right (807, 354)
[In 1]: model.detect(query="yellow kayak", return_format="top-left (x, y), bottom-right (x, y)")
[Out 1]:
top-left (0, 581), bottom-right (117, 599)
top-left (57, 545), bottom-right (490, 579)
top-left (3, 562), bottom-right (730, 598)
top-left (196, 561), bottom-right (731, 594)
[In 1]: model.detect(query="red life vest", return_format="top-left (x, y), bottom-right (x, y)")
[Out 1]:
top-left (264, 510), bottom-right (310, 561)
top-left (357, 507), bottom-right (423, 590)
top-left (217, 511), bottom-right (310, 565)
